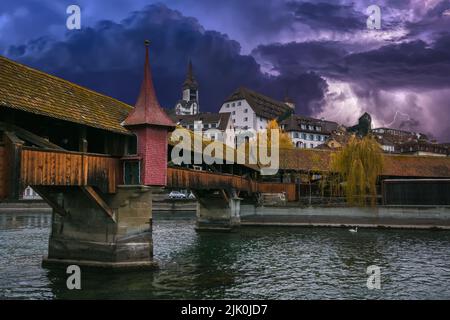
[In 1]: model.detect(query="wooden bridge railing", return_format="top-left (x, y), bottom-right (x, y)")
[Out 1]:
top-left (167, 167), bottom-right (258, 193)
top-left (167, 167), bottom-right (297, 201)
top-left (20, 147), bottom-right (120, 194)
top-left (15, 148), bottom-right (296, 200)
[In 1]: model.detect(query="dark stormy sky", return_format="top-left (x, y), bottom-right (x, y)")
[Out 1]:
top-left (1, 0), bottom-right (450, 141)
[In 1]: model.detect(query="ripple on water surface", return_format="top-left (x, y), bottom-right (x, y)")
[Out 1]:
top-left (0, 211), bottom-right (449, 299)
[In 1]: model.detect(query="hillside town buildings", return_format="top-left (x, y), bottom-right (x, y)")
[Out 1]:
top-left (171, 62), bottom-right (448, 155)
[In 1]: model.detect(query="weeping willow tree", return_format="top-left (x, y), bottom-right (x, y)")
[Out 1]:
top-left (329, 135), bottom-right (383, 206)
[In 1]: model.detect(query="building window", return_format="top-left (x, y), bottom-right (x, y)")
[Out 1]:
top-left (293, 132), bottom-right (299, 139)
top-left (226, 103), bottom-right (230, 108)
top-left (302, 133), bottom-right (307, 140)
top-left (309, 134), bottom-right (313, 140)
top-left (308, 125), bottom-right (314, 131)
top-left (310, 143), bottom-right (314, 149)
top-left (244, 117), bottom-right (248, 122)
top-left (212, 123), bottom-right (217, 128)
top-left (244, 109), bottom-right (248, 113)
top-left (232, 103), bottom-right (236, 107)
top-left (232, 111), bottom-right (236, 115)
top-left (316, 126), bottom-right (321, 131)
top-left (233, 119), bottom-right (236, 123)
top-left (301, 124), bottom-right (306, 130)
top-left (237, 101), bottom-right (241, 106)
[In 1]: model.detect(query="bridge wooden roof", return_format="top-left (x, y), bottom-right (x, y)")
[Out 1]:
top-left (279, 149), bottom-right (450, 178)
top-left (0, 55), bottom-right (133, 135)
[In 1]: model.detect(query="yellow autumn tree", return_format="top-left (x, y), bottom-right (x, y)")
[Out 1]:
top-left (330, 135), bottom-right (383, 206)
top-left (259, 119), bottom-right (294, 150)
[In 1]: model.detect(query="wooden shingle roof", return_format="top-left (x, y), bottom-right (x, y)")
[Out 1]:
top-left (278, 148), bottom-right (450, 178)
top-left (0, 55), bottom-right (133, 135)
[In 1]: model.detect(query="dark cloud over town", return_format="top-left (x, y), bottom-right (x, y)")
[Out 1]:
top-left (1, 0), bottom-right (450, 141)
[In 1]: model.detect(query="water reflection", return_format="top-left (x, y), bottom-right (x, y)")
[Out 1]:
top-left (1, 211), bottom-right (450, 299)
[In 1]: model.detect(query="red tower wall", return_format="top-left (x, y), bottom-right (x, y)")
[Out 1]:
top-left (136, 126), bottom-right (168, 186)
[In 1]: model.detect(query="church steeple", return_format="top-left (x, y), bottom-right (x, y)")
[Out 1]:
top-left (176, 59), bottom-right (199, 115)
top-left (183, 60), bottom-right (198, 90)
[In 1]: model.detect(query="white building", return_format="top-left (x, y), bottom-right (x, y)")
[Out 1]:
top-left (218, 87), bottom-right (293, 145)
top-left (175, 61), bottom-right (199, 115)
top-left (280, 115), bottom-right (338, 149)
top-left (170, 112), bottom-right (235, 148)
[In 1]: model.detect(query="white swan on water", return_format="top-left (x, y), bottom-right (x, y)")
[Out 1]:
top-left (349, 226), bottom-right (358, 233)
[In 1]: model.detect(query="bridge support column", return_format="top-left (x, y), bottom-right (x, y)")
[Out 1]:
top-left (41, 185), bottom-right (157, 269)
top-left (195, 189), bottom-right (241, 231)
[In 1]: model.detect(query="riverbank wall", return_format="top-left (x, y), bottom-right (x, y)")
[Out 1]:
top-left (0, 200), bottom-right (51, 213)
top-left (240, 205), bottom-right (450, 229)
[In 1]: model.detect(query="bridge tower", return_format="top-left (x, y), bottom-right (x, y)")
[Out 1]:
top-left (123, 40), bottom-right (175, 185)
top-left (41, 42), bottom-right (174, 269)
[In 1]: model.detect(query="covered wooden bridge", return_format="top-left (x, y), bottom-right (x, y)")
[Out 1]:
top-left (1, 47), bottom-right (450, 268)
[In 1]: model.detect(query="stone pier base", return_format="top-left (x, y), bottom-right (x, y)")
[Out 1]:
top-left (40, 185), bottom-right (158, 270)
top-left (195, 190), bottom-right (242, 232)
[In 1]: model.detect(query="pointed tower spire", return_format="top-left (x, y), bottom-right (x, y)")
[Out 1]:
top-left (183, 59), bottom-right (198, 90)
top-left (123, 40), bottom-right (174, 128)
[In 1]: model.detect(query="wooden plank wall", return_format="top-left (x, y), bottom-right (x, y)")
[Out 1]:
top-left (167, 167), bottom-right (297, 201)
top-left (20, 147), bottom-right (120, 193)
top-left (0, 146), bottom-right (8, 199)
top-left (167, 167), bottom-right (257, 193)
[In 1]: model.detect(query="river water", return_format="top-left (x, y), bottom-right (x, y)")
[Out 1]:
top-left (0, 211), bottom-right (449, 299)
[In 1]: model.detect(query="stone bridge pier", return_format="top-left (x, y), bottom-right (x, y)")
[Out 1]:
top-left (194, 189), bottom-right (245, 231)
top-left (39, 185), bottom-right (157, 269)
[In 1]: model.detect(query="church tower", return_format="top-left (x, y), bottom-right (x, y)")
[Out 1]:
top-left (175, 60), bottom-right (199, 115)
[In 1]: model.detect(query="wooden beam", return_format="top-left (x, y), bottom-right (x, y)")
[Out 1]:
top-left (4, 131), bottom-right (23, 199)
top-left (81, 186), bottom-right (115, 222)
top-left (33, 186), bottom-right (68, 216)
top-left (220, 189), bottom-right (229, 203)
top-left (0, 121), bottom-right (65, 150)
top-left (78, 126), bottom-right (88, 153)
